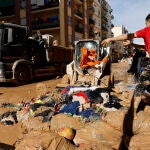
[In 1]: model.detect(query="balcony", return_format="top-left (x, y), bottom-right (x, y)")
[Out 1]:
top-left (31, 0), bottom-right (59, 10)
top-left (109, 8), bottom-right (113, 14)
top-left (89, 18), bottom-right (95, 25)
top-left (89, 29), bottom-right (95, 38)
top-left (74, 0), bottom-right (83, 5)
top-left (101, 3), bottom-right (108, 12)
top-left (88, 5), bottom-right (95, 15)
top-left (102, 15), bottom-right (108, 23)
top-left (101, 24), bottom-right (108, 32)
top-left (31, 7), bottom-right (59, 15)
top-left (32, 15), bottom-right (60, 30)
top-left (75, 23), bottom-right (84, 34)
top-left (111, 15), bottom-right (114, 20)
top-left (74, 9), bottom-right (83, 18)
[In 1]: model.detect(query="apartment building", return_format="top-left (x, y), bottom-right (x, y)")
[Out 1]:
top-left (0, 0), bottom-right (113, 47)
top-left (111, 25), bottom-right (128, 62)
top-left (88, 0), bottom-right (113, 41)
top-left (101, 0), bottom-right (113, 40)
top-left (88, 0), bottom-right (101, 40)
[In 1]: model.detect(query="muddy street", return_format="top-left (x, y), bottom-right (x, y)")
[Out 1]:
top-left (0, 61), bottom-right (130, 104)
top-left (1, 61), bottom-right (147, 150)
top-left (0, 78), bottom-right (62, 104)
top-left (0, 61), bottom-right (132, 145)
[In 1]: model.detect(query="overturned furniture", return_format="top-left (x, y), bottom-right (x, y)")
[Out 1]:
top-left (58, 39), bottom-right (114, 87)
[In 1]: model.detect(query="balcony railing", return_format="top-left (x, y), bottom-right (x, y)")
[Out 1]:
top-left (101, 23), bottom-right (108, 31)
top-left (74, 9), bottom-right (83, 18)
top-left (101, 3), bottom-right (108, 12)
top-left (75, 23), bottom-right (84, 33)
top-left (88, 5), bottom-right (95, 12)
top-left (102, 15), bottom-right (108, 22)
top-left (31, 0), bottom-right (59, 10)
top-left (89, 18), bottom-right (95, 25)
top-left (32, 16), bottom-right (60, 29)
top-left (109, 8), bottom-right (113, 14)
top-left (89, 29), bottom-right (95, 37)
top-left (88, 6), bottom-right (95, 16)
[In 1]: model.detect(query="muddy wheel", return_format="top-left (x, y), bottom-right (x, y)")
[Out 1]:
top-left (15, 66), bottom-right (31, 85)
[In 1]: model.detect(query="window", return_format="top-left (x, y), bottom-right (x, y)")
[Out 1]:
top-left (2, 28), bottom-right (26, 45)
top-left (67, 0), bottom-right (71, 6)
top-left (0, 29), bottom-right (2, 44)
top-left (0, 0), bottom-right (15, 16)
top-left (3, 28), bottom-right (13, 44)
top-left (98, 10), bottom-right (101, 16)
top-left (13, 28), bottom-right (27, 44)
top-left (68, 17), bottom-right (72, 25)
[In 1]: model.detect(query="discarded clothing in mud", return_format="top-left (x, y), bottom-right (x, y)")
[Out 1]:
top-left (1, 102), bottom-right (22, 110)
top-left (59, 85), bottom-right (123, 119)
top-left (61, 86), bottom-right (110, 104)
top-left (61, 86), bottom-right (100, 97)
top-left (77, 109), bottom-right (94, 118)
top-left (59, 101), bottom-right (96, 119)
top-left (30, 99), bottom-right (55, 111)
top-left (0, 111), bottom-right (18, 125)
top-left (35, 110), bottom-right (56, 122)
top-left (72, 91), bottom-right (91, 104)
top-left (59, 101), bottom-right (80, 115)
top-left (84, 88), bottom-right (109, 104)
top-left (103, 99), bottom-right (122, 109)
top-left (135, 61), bottom-right (150, 97)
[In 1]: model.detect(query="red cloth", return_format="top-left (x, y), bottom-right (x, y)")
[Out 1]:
top-left (61, 87), bottom-right (67, 95)
top-left (74, 91), bottom-right (90, 103)
top-left (136, 26), bottom-right (150, 57)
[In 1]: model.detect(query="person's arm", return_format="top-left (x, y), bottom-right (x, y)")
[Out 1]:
top-left (101, 33), bottom-right (135, 46)
top-left (123, 40), bottom-right (146, 50)
top-left (130, 43), bottom-right (146, 50)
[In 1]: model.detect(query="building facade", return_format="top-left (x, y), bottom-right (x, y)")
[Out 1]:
top-left (0, 0), bottom-right (113, 47)
top-left (111, 25), bottom-right (128, 62)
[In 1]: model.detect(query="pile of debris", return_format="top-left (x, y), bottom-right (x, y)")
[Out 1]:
top-left (0, 78), bottom-right (150, 149)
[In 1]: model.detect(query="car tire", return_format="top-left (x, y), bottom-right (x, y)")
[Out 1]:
top-left (15, 66), bottom-right (30, 85)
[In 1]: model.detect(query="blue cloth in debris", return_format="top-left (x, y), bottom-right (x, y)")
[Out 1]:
top-left (90, 113), bottom-right (100, 120)
top-left (59, 101), bottom-right (94, 118)
top-left (59, 101), bottom-right (80, 115)
top-left (77, 109), bottom-right (94, 118)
